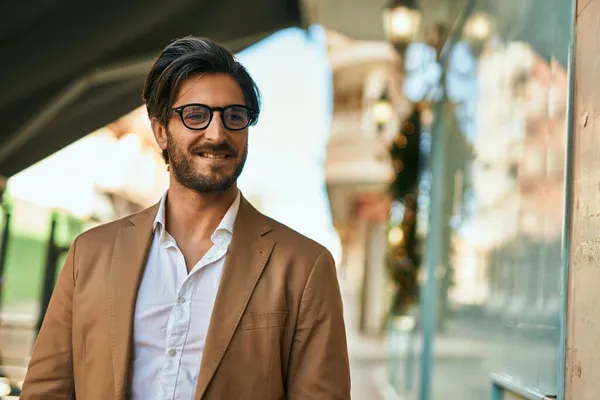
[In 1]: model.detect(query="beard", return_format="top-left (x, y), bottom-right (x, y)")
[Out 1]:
top-left (166, 130), bottom-right (247, 194)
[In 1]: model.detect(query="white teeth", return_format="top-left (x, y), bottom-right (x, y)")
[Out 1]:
top-left (200, 153), bottom-right (227, 159)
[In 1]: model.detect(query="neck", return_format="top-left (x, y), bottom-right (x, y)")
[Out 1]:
top-left (164, 177), bottom-right (238, 242)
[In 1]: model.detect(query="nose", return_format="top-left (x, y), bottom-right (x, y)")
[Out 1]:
top-left (203, 111), bottom-right (227, 142)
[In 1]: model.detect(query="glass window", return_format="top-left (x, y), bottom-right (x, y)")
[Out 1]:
top-left (388, 0), bottom-right (575, 398)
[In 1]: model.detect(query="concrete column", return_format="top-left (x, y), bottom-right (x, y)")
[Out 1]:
top-left (565, 2), bottom-right (600, 398)
top-left (360, 221), bottom-right (388, 336)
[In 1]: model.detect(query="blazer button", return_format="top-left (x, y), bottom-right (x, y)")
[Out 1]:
top-left (168, 349), bottom-right (177, 357)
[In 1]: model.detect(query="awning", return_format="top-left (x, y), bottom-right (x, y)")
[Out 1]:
top-left (310, 0), bottom-right (571, 65)
top-left (0, 0), bottom-right (303, 177)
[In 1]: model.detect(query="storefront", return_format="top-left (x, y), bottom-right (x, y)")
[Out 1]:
top-left (381, 0), bottom-right (576, 398)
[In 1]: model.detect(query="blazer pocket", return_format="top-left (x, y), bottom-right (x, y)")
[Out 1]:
top-left (239, 312), bottom-right (288, 331)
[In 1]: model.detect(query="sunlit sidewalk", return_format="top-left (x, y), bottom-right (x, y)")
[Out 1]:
top-left (339, 271), bottom-right (494, 400)
top-left (338, 273), bottom-right (389, 400)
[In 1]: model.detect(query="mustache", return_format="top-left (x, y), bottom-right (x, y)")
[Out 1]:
top-left (191, 142), bottom-right (236, 155)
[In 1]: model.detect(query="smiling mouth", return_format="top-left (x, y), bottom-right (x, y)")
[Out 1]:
top-left (197, 152), bottom-right (231, 159)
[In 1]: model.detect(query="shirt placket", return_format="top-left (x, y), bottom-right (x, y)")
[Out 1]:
top-left (158, 234), bottom-right (231, 400)
top-left (158, 252), bottom-right (195, 399)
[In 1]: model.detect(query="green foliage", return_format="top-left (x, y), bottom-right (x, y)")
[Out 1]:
top-left (0, 204), bottom-right (82, 307)
top-left (386, 106), bottom-right (423, 317)
top-left (389, 107), bottom-right (422, 200)
top-left (2, 233), bottom-right (47, 303)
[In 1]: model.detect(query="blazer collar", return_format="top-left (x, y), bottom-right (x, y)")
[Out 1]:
top-left (108, 194), bottom-right (273, 399)
top-left (194, 196), bottom-right (274, 398)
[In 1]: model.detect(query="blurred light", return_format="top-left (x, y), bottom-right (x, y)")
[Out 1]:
top-left (372, 98), bottom-right (393, 126)
top-left (417, 268), bottom-right (425, 284)
top-left (390, 200), bottom-right (406, 225)
top-left (0, 378), bottom-right (11, 397)
top-left (383, 1), bottom-right (422, 49)
top-left (420, 107), bottom-right (434, 126)
top-left (464, 12), bottom-right (492, 42)
top-left (388, 226), bottom-right (404, 246)
top-left (393, 315), bottom-right (416, 331)
top-left (401, 122), bottom-right (415, 135)
top-left (395, 134), bottom-right (408, 148)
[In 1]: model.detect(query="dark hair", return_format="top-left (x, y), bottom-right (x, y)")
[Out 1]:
top-left (142, 36), bottom-right (261, 163)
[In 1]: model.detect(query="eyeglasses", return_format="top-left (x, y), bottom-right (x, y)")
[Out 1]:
top-left (171, 103), bottom-right (256, 131)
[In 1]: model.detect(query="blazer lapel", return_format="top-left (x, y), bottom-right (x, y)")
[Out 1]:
top-left (109, 204), bottom-right (158, 400)
top-left (194, 197), bottom-right (274, 399)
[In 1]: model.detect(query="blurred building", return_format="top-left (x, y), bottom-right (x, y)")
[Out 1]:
top-left (324, 30), bottom-right (410, 336)
top-left (319, 0), bottom-right (575, 399)
top-left (1, 0), bottom-right (594, 398)
top-left (7, 107), bottom-right (168, 225)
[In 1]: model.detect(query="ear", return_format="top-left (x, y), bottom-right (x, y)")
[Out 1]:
top-left (151, 117), bottom-right (168, 152)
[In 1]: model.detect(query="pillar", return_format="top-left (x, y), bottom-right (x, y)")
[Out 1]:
top-left (565, 1), bottom-right (600, 398)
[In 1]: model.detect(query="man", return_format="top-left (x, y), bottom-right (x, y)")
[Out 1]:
top-left (21, 37), bottom-right (351, 399)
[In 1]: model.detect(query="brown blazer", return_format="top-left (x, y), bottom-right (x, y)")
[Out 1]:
top-left (20, 196), bottom-right (351, 399)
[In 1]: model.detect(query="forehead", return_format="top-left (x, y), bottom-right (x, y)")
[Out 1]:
top-left (174, 73), bottom-right (245, 107)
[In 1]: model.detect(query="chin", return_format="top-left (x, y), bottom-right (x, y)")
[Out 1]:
top-left (193, 182), bottom-right (236, 194)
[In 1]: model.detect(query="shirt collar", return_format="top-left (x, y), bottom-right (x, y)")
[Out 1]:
top-left (153, 190), bottom-right (241, 246)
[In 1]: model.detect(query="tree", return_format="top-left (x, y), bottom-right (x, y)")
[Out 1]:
top-left (386, 105), bottom-right (423, 317)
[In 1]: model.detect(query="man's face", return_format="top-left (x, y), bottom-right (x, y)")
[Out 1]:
top-left (153, 73), bottom-right (249, 194)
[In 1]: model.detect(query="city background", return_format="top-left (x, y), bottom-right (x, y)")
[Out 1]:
top-left (0, 0), bottom-right (583, 399)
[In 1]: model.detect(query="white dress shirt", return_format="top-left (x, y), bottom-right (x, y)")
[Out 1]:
top-left (130, 191), bottom-right (241, 400)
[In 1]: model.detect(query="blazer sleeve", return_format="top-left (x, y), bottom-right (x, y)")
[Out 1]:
top-left (286, 248), bottom-right (351, 399)
top-left (20, 238), bottom-right (78, 399)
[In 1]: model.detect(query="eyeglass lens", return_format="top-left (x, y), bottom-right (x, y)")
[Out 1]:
top-left (181, 105), bottom-right (250, 130)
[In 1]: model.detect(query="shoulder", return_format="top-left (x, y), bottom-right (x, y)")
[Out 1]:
top-left (74, 204), bottom-right (158, 251)
top-left (262, 216), bottom-right (341, 304)
top-left (239, 196), bottom-right (332, 265)
top-left (75, 218), bottom-right (124, 247)
top-left (262, 214), bottom-right (334, 267)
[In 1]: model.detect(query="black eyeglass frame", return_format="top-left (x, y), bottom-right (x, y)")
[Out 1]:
top-left (171, 103), bottom-right (257, 131)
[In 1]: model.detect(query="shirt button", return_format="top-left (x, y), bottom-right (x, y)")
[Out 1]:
top-left (178, 296), bottom-right (186, 304)
top-left (168, 349), bottom-right (177, 357)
